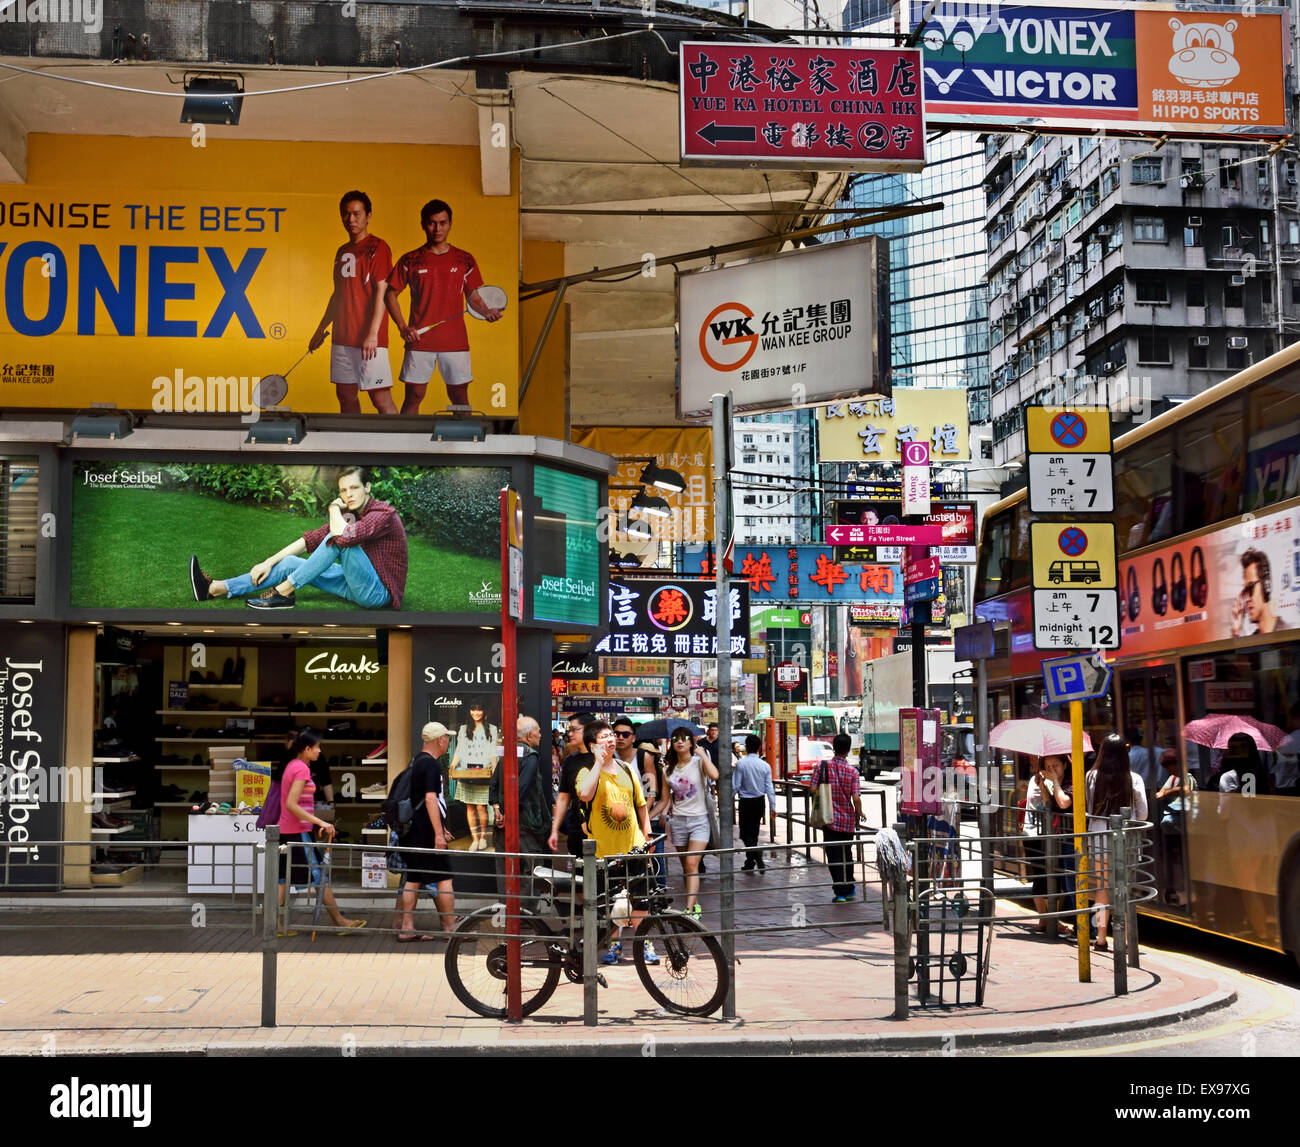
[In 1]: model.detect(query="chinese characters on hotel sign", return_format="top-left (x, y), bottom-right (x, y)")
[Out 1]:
top-left (680, 43), bottom-right (927, 169)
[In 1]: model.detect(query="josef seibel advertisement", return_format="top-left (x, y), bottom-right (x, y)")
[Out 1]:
top-left (0, 135), bottom-right (519, 416)
top-left (70, 460), bottom-right (507, 614)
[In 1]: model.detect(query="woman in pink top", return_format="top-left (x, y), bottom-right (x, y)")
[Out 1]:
top-left (277, 730), bottom-right (364, 932)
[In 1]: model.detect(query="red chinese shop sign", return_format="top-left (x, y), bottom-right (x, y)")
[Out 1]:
top-left (679, 43), bottom-right (927, 171)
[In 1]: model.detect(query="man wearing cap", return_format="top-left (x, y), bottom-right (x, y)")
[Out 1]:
top-left (396, 721), bottom-right (456, 942)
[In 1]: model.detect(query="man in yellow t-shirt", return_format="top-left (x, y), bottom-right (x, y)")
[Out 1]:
top-left (574, 720), bottom-right (656, 968)
top-left (575, 722), bottom-right (648, 858)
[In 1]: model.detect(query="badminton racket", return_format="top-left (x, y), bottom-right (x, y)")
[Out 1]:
top-left (410, 285), bottom-right (508, 337)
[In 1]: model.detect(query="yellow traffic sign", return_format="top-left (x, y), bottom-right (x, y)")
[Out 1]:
top-left (1026, 406), bottom-right (1113, 455)
top-left (1030, 522), bottom-right (1117, 590)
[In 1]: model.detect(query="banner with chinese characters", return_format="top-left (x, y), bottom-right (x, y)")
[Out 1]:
top-left (816, 390), bottom-right (970, 461)
top-left (571, 425), bottom-right (713, 546)
top-left (679, 43), bottom-right (927, 170)
top-left (683, 543), bottom-right (905, 609)
top-left (595, 578), bottom-right (751, 657)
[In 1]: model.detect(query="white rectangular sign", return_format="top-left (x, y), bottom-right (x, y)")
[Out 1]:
top-left (677, 237), bottom-right (881, 418)
top-left (1028, 453), bottom-right (1115, 514)
top-left (1032, 589), bottom-right (1121, 651)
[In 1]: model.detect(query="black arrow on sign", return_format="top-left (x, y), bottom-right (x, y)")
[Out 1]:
top-left (696, 121), bottom-right (758, 147)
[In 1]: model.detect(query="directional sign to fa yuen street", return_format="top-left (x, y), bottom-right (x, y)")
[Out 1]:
top-left (679, 43), bottom-right (926, 171)
top-left (1042, 652), bottom-right (1113, 704)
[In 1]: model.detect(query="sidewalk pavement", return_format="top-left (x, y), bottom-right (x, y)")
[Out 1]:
top-left (0, 848), bottom-right (1232, 1056)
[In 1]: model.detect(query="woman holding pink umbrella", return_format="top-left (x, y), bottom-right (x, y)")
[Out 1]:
top-left (1084, 734), bottom-right (1147, 952)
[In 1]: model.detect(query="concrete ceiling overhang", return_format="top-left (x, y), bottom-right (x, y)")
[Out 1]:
top-left (0, 47), bottom-right (847, 427)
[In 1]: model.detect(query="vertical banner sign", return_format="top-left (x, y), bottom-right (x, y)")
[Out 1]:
top-left (679, 43), bottom-right (927, 170)
top-left (902, 440), bottom-right (931, 516)
top-left (0, 624), bottom-right (65, 886)
top-left (506, 487), bottom-right (524, 622)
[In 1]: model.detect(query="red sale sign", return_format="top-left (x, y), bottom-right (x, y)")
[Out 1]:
top-left (679, 43), bottom-right (927, 170)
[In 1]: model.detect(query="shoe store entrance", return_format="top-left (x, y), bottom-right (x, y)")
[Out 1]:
top-left (85, 623), bottom-right (394, 892)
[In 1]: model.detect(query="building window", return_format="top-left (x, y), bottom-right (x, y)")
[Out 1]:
top-left (1188, 337), bottom-right (1209, 368)
top-left (1225, 281), bottom-right (1244, 309)
top-left (1291, 220), bottom-right (1300, 246)
top-left (1220, 159), bottom-right (1241, 191)
top-left (1135, 278), bottom-right (1168, 304)
top-left (1132, 156), bottom-right (1163, 184)
top-left (1101, 165), bottom-right (1120, 196)
top-left (1291, 278), bottom-right (1300, 306)
top-left (1133, 216), bottom-right (1166, 242)
top-left (1138, 333), bottom-right (1172, 364)
top-left (1226, 345), bottom-right (1248, 370)
top-left (1186, 277), bottom-right (1205, 307)
top-left (1184, 223), bottom-right (1201, 247)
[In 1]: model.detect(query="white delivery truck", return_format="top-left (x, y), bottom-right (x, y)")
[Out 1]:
top-left (858, 649), bottom-right (959, 779)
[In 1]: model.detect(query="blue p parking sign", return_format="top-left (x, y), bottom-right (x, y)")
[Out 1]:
top-left (1041, 652), bottom-right (1112, 704)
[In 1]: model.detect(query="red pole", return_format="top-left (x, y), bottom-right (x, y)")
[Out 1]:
top-left (500, 488), bottom-right (522, 1021)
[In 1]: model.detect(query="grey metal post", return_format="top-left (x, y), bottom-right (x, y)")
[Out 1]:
top-left (581, 839), bottom-right (599, 1027)
top-left (975, 657), bottom-right (994, 888)
top-left (891, 820), bottom-right (910, 1019)
top-left (1110, 813), bottom-right (1128, 996)
top-left (1126, 814), bottom-right (1142, 971)
top-left (712, 390), bottom-right (738, 1021)
top-left (260, 826), bottom-right (279, 1028)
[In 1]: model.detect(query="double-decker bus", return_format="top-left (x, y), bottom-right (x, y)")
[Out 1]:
top-left (974, 344), bottom-right (1300, 964)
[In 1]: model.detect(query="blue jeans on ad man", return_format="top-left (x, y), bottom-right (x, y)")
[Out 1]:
top-left (224, 542), bottom-right (389, 608)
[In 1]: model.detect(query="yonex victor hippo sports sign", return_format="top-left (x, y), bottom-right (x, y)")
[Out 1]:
top-left (677, 237), bottom-right (887, 418)
top-left (679, 43), bottom-right (926, 170)
top-left (897, 1), bottom-right (1289, 139)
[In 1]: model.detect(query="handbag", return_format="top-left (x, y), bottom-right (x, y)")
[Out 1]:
top-left (810, 762), bottom-right (833, 829)
top-left (255, 780), bottom-right (282, 829)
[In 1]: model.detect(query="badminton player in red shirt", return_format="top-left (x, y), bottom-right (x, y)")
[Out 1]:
top-left (309, 191), bottom-right (397, 414)
top-left (385, 198), bottom-right (503, 414)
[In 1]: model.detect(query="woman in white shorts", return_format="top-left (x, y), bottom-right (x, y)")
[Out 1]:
top-left (663, 728), bottom-right (719, 920)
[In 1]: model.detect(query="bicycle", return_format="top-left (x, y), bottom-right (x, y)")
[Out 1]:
top-left (443, 847), bottom-right (728, 1019)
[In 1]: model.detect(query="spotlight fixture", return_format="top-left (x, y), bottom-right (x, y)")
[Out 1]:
top-left (639, 461), bottom-right (686, 494)
top-left (181, 74), bottom-right (244, 126)
top-left (631, 490), bottom-right (672, 518)
top-left (624, 514), bottom-right (654, 540)
top-left (432, 418), bottom-right (485, 443)
top-left (245, 414), bottom-right (306, 445)
top-left (71, 410), bottom-right (134, 440)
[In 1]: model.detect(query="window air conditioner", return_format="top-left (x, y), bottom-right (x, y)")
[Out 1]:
top-left (1188, 215), bottom-right (1203, 227)
top-left (1231, 273), bottom-right (1247, 285)
top-left (1195, 335), bottom-right (1211, 346)
top-left (1228, 336), bottom-right (1249, 349)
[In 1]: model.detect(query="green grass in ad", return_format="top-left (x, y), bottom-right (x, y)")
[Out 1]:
top-left (71, 487), bottom-right (498, 613)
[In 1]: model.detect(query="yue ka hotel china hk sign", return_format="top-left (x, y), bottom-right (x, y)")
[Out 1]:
top-left (899, 1), bottom-right (1288, 139)
top-left (679, 43), bottom-right (926, 170)
top-left (678, 238), bottom-right (887, 419)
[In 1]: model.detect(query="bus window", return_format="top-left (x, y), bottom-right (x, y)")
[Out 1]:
top-left (809, 714), bottom-right (837, 738)
top-left (975, 510), bottom-right (1011, 603)
top-left (1115, 436), bottom-right (1173, 550)
top-left (1246, 370), bottom-right (1300, 511)
top-left (1173, 399), bottom-right (1243, 535)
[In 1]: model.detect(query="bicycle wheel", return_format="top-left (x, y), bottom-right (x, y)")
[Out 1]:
top-left (444, 905), bottom-right (562, 1019)
top-left (633, 911), bottom-right (728, 1016)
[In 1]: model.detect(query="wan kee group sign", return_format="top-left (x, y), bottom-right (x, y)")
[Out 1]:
top-left (678, 238), bottom-right (885, 418)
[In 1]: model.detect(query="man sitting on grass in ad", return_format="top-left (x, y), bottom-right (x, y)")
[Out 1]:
top-left (189, 465), bottom-right (408, 610)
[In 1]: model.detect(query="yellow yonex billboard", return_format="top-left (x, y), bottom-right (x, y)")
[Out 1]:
top-left (0, 134), bottom-right (520, 416)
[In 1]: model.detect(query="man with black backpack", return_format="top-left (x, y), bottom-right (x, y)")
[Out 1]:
top-left (394, 721), bottom-right (456, 942)
top-left (490, 715), bottom-right (554, 904)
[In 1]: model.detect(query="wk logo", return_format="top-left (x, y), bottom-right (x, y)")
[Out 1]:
top-left (699, 301), bottom-right (759, 372)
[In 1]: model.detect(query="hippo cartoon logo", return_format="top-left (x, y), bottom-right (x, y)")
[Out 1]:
top-left (1167, 18), bottom-right (1241, 88)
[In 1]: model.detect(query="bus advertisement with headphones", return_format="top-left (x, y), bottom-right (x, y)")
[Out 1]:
top-left (1117, 504), bottom-right (1297, 656)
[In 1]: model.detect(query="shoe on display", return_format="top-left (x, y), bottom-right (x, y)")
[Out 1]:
top-left (234, 657), bottom-right (246, 683)
top-left (365, 817), bottom-right (386, 830)
top-left (189, 555), bottom-right (213, 602)
top-left (247, 588), bottom-right (295, 610)
top-left (642, 941), bottom-right (660, 965)
top-left (222, 657), bottom-right (235, 683)
top-left (361, 782), bottom-right (387, 795)
top-left (601, 942), bottom-right (622, 966)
